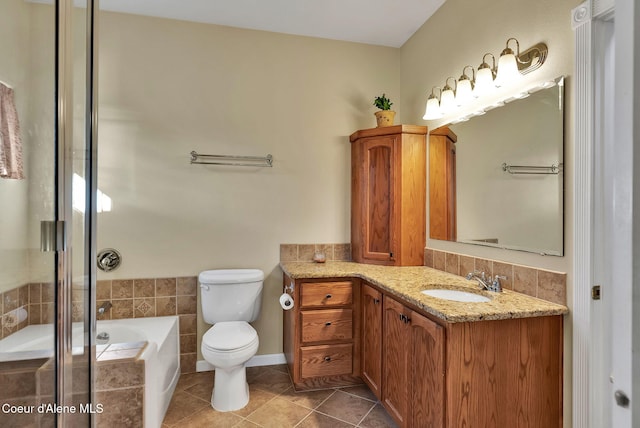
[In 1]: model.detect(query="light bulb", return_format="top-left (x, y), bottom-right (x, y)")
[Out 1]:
top-left (423, 96), bottom-right (442, 120)
top-left (474, 67), bottom-right (494, 97)
top-left (456, 78), bottom-right (473, 106)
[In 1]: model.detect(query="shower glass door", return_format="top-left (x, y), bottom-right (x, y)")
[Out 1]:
top-left (0, 0), bottom-right (96, 426)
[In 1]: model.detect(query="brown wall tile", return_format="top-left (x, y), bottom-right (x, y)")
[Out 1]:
top-left (513, 265), bottom-right (538, 297)
top-left (72, 302), bottom-right (84, 323)
top-left (41, 283), bottom-right (54, 304)
top-left (156, 297), bottom-right (177, 316)
top-left (180, 353), bottom-right (197, 374)
top-left (29, 283), bottom-right (41, 304)
top-left (177, 295), bottom-right (197, 315)
top-left (0, 369), bottom-right (37, 399)
top-left (133, 279), bottom-right (154, 298)
top-left (180, 334), bottom-right (197, 354)
top-left (96, 300), bottom-right (112, 320)
top-left (29, 304), bottom-right (42, 325)
top-left (3, 289), bottom-right (18, 313)
top-left (279, 244), bottom-right (298, 262)
top-left (433, 250), bottom-right (446, 271)
top-left (96, 281), bottom-right (111, 301)
top-left (537, 270), bottom-right (567, 305)
top-left (459, 256), bottom-right (475, 277)
top-left (96, 361), bottom-right (144, 390)
top-left (423, 248), bottom-right (434, 268)
top-left (177, 277), bottom-right (197, 296)
top-left (474, 258), bottom-right (493, 277)
top-left (493, 262), bottom-right (514, 290)
top-left (111, 300), bottom-right (133, 319)
top-left (0, 397), bottom-right (37, 427)
top-left (41, 303), bottom-right (54, 324)
top-left (133, 298), bottom-right (156, 318)
top-left (112, 280), bottom-right (133, 299)
top-left (179, 314), bottom-right (197, 335)
top-left (333, 244), bottom-right (351, 261)
top-left (156, 278), bottom-right (177, 297)
top-left (445, 253), bottom-right (459, 275)
top-left (298, 244), bottom-right (315, 262)
top-left (95, 387), bottom-right (143, 428)
top-left (18, 285), bottom-right (28, 307)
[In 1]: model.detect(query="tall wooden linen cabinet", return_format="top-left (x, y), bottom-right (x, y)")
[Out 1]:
top-left (350, 125), bottom-right (427, 266)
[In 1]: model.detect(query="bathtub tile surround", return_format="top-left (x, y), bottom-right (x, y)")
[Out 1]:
top-left (0, 282), bottom-right (55, 339)
top-left (424, 248), bottom-right (567, 305)
top-left (279, 243), bottom-right (352, 262)
top-left (96, 275), bottom-right (198, 373)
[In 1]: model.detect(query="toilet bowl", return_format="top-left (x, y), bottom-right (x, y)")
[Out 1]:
top-left (201, 321), bottom-right (259, 411)
top-left (198, 269), bottom-right (264, 412)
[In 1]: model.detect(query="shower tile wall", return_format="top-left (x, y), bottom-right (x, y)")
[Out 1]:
top-left (96, 276), bottom-right (198, 373)
top-left (0, 282), bottom-right (54, 339)
top-left (424, 248), bottom-right (567, 305)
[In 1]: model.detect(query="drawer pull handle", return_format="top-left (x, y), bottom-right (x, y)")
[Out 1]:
top-left (325, 322), bottom-right (332, 326)
top-left (325, 294), bottom-right (332, 299)
top-left (324, 356), bottom-right (332, 362)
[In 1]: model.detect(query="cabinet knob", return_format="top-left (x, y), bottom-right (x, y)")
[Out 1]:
top-left (373, 298), bottom-right (380, 304)
top-left (325, 294), bottom-right (332, 299)
top-left (325, 322), bottom-right (332, 326)
top-left (324, 356), bottom-right (332, 362)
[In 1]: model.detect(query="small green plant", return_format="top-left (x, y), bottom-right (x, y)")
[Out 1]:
top-left (373, 94), bottom-right (393, 111)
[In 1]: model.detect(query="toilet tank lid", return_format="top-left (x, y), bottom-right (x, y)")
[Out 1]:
top-left (199, 269), bottom-right (264, 284)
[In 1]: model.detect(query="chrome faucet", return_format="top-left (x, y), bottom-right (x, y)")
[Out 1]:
top-left (97, 301), bottom-right (112, 316)
top-left (466, 271), bottom-right (506, 292)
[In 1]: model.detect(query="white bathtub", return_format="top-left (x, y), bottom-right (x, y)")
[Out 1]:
top-left (0, 316), bottom-right (180, 428)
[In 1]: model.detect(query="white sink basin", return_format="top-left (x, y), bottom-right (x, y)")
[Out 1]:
top-left (421, 289), bottom-right (491, 303)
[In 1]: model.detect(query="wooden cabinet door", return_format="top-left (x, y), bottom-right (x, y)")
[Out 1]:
top-left (409, 311), bottom-right (445, 428)
top-left (382, 295), bottom-right (410, 427)
top-left (429, 127), bottom-right (457, 241)
top-left (361, 284), bottom-right (383, 398)
top-left (361, 137), bottom-right (396, 262)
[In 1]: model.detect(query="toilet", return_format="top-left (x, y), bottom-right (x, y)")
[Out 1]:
top-left (199, 269), bottom-right (264, 412)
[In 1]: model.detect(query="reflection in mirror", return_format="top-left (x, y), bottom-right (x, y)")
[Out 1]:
top-left (429, 76), bottom-right (564, 256)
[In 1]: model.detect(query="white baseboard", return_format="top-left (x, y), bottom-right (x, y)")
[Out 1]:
top-left (196, 353), bottom-right (287, 372)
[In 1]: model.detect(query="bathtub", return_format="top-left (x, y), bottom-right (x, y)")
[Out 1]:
top-left (0, 316), bottom-right (180, 428)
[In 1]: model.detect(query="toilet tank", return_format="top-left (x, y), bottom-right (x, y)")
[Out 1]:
top-left (199, 269), bottom-right (264, 324)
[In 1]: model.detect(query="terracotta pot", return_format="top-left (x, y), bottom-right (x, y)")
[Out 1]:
top-left (374, 110), bottom-right (396, 127)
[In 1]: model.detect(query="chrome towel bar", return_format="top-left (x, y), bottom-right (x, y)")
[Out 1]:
top-left (502, 162), bottom-right (561, 175)
top-left (190, 151), bottom-right (273, 167)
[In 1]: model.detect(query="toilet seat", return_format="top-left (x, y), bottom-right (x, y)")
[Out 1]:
top-left (202, 321), bottom-right (258, 352)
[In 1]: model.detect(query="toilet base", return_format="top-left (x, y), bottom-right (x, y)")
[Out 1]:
top-left (211, 365), bottom-right (250, 412)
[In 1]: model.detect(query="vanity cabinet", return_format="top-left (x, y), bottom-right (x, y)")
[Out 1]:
top-left (429, 126), bottom-right (457, 241)
top-left (350, 125), bottom-right (427, 266)
top-left (382, 295), bottom-right (445, 428)
top-left (360, 284), bottom-right (383, 397)
top-left (283, 275), bottom-right (362, 391)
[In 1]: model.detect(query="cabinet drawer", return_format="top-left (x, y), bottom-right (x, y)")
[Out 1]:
top-left (301, 282), bottom-right (353, 307)
top-left (300, 344), bottom-right (353, 378)
top-left (301, 309), bottom-right (353, 343)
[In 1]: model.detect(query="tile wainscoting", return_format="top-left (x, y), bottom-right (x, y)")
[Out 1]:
top-left (1, 282), bottom-right (55, 340)
top-left (424, 248), bottom-right (567, 305)
top-left (280, 243), bottom-right (352, 262)
top-left (96, 276), bottom-right (198, 373)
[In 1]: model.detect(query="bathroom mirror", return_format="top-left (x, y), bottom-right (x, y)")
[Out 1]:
top-left (430, 76), bottom-right (564, 256)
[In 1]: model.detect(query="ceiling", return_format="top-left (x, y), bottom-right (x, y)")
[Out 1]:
top-left (99, 0), bottom-right (446, 48)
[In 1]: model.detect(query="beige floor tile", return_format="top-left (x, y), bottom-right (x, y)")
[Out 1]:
top-left (250, 368), bottom-right (293, 394)
top-left (359, 403), bottom-right (398, 428)
top-left (178, 406), bottom-right (244, 427)
top-left (232, 420), bottom-right (262, 428)
top-left (338, 385), bottom-right (377, 402)
top-left (278, 386), bottom-right (335, 409)
top-left (184, 378), bottom-right (215, 402)
top-left (246, 396), bottom-right (312, 427)
top-left (297, 411), bottom-right (355, 427)
top-left (176, 370), bottom-right (214, 391)
top-left (269, 363), bottom-right (290, 374)
top-left (316, 390), bottom-right (375, 425)
top-left (163, 390), bottom-right (209, 426)
top-left (231, 385), bottom-right (277, 417)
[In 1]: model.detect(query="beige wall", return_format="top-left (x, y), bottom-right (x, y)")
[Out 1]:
top-left (96, 11), bottom-right (401, 357)
top-left (399, 0), bottom-right (579, 425)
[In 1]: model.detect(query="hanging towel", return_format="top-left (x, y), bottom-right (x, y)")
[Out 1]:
top-left (0, 83), bottom-right (24, 179)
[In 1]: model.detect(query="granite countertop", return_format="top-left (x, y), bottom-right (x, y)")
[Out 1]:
top-left (280, 261), bottom-right (569, 323)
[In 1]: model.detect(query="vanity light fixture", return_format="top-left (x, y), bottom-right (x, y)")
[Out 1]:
top-left (495, 37), bottom-right (549, 87)
top-left (474, 53), bottom-right (497, 97)
top-left (456, 66), bottom-right (475, 106)
top-left (422, 86), bottom-right (443, 120)
top-left (439, 77), bottom-right (457, 114)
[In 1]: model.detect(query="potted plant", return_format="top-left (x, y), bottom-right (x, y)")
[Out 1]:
top-left (373, 93), bottom-right (396, 127)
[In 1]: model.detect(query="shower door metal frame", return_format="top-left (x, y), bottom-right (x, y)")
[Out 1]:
top-left (54, 0), bottom-right (98, 425)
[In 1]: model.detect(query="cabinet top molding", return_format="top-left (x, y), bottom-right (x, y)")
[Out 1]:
top-left (349, 124), bottom-right (428, 142)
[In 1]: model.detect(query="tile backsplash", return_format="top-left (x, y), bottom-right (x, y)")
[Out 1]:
top-left (424, 248), bottom-right (567, 305)
top-left (280, 243), bottom-right (351, 262)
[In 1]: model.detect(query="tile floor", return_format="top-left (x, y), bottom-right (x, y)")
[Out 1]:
top-left (162, 365), bottom-right (398, 427)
